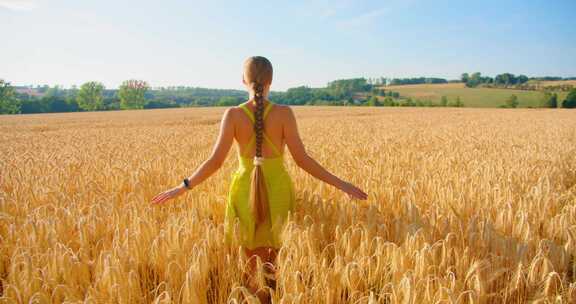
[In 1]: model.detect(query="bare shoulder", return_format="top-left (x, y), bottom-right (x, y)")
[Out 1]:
top-left (222, 106), bottom-right (235, 117)
top-left (221, 106), bottom-right (240, 123)
top-left (228, 101), bottom-right (251, 117)
top-left (272, 103), bottom-right (294, 118)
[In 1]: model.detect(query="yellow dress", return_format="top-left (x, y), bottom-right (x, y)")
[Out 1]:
top-left (224, 101), bottom-right (296, 250)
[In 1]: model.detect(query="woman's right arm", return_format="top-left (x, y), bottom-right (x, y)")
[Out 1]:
top-left (283, 106), bottom-right (367, 200)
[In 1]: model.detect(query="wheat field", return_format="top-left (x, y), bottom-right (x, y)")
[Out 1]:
top-left (1, 107), bottom-right (575, 303)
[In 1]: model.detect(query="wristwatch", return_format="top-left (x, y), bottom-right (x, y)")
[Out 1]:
top-left (183, 178), bottom-right (191, 189)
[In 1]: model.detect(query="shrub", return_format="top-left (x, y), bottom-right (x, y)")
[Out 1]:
top-left (562, 89), bottom-right (576, 108)
top-left (539, 92), bottom-right (557, 108)
top-left (505, 95), bottom-right (519, 108)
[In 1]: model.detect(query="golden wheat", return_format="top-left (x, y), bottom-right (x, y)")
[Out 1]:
top-left (1, 107), bottom-right (575, 303)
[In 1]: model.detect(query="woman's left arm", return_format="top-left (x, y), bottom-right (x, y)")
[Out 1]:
top-left (151, 108), bottom-right (235, 204)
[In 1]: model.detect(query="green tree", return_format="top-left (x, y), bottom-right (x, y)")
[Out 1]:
top-left (467, 72), bottom-right (483, 87)
top-left (326, 78), bottom-right (371, 98)
top-left (448, 96), bottom-right (464, 107)
top-left (455, 96), bottom-right (464, 107)
top-left (44, 85), bottom-right (64, 98)
top-left (216, 96), bottom-right (241, 106)
top-left (563, 88), bottom-right (576, 108)
top-left (505, 95), bottom-right (519, 108)
top-left (20, 99), bottom-right (47, 113)
top-left (65, 97), bottom-right (80, 111)
top-left (366, 96), bottom-right (382, 106)
top-left (440, 96), bottom-right (448, 107)
top-left (401, 98), bottom-right (415, 107)
top-left (43, 96), bottom-right (77, 113)
top-left (119, 79), bottom-right (149, 109)
top-left (539, 92), bottom-right (558, 108)
top-left (77, 81), bottom-right (105, 111)
top-left (103, 97), bottom-right (121, 110)
top-left (383, 97), bottom-right (396, 106)
top-left (145, 99), bottom-right (179, 109)
top-left (0, 79), bottom-right (21, 114)
top-left (495, 73), bottom-right (515, 86)
top-left (517, 75), bottom-right (529, 84)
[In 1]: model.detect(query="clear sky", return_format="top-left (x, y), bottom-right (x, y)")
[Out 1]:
top-left (1, 0), bottom-right (575, 91)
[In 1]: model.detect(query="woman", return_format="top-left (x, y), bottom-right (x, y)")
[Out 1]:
top-left (151, 56), bottom-right (367, 301)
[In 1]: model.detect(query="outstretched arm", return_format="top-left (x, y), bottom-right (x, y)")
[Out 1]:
top-left (284, 107), bottom-right (367, 200)
top-left (151, 108), bottom-right (235, 204)
top-left (183, 108), bottom-right (235, 188)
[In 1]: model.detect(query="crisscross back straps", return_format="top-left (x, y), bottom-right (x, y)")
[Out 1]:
top-left (239, 102), bottom-right (273, 123)
top-left (238, 102), bottom-right (281, 158)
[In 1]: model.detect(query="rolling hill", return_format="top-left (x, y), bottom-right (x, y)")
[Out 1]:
top-left (378, 82), bottom-right (567, 108)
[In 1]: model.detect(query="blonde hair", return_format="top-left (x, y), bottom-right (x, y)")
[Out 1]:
top-left (243, 56), bottom-right (273, 229)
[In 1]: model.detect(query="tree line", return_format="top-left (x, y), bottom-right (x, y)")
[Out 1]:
top-left (461, 72), bottom-right (575, 90)
top-left (2, 75), bottom-right (576, 114)
top-left (1, 78), bottom-right (395, 113)
top-left (461, 72), bottom-right (529, 87)
top-left (362, 95), bottom-right (464, 107)
top-left (388, 77), bottom-right (449, 85)
top-left (0, 79), bottom-right (251, 114)
top-left (500, 91), bottom-right (576, 109)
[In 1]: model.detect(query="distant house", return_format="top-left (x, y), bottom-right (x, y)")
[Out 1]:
top-left (352, 93), bottom-right (366, 104)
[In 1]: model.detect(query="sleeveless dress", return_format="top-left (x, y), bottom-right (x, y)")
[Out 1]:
top-left (224, 101), bottom-right (296, 250)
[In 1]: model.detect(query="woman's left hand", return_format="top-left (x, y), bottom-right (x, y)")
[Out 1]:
top-left (151, 184), bottom-right (187, 205)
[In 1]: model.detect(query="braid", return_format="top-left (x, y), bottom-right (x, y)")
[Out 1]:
top-left (243, 56), bottom-right (273, 235)
top-left (253, 82), bottom-right (264, 159)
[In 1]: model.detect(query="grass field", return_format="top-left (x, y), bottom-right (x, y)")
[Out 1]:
top-left (382, 83), bottom-right (568, 108)
top-left (529, 80), bottom-right (576, 87)
top-left (1, 107), bottom-right (576, 303)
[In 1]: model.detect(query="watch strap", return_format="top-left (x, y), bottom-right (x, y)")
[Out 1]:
top-left (183, 178), bottom-right (191, 189)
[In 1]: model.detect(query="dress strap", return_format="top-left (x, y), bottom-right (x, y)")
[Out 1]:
top-left (239, 104), bottom-right (255, 123)
top-left (238, 101), bottom-right (281, 158)
top-left (263, 102), bottom-right (273, 119)
top-left (243, 133), bottom-right (281, 157)
top-left (238, 101), bottom-right (273, 123)
top-left (263, 134), bottom-right (282, 156)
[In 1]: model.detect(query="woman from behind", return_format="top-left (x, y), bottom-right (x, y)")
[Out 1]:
top-left (152, 56), bottom-right (367, 302)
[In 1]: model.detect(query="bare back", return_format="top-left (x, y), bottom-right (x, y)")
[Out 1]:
top-left (233, 100), bottom-right (289, 159)
top-left (196, 98), bottom-right (314, 183)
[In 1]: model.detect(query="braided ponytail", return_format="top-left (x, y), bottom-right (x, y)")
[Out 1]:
top-left (243, 56), bottom-right (273, 232)
top-left (253, 83), bottom-right (265, 159)
top-left (249, 82), bottom-right (269, 229)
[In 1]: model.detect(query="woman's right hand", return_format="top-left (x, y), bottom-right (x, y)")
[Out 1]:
top-left (151, 184), bottom-right (188, 205)
top-left (338, 181), bottom-right (368, 200)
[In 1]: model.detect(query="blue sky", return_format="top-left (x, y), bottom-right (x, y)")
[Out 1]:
top-left (1, 0), bottom-right (575, 90)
